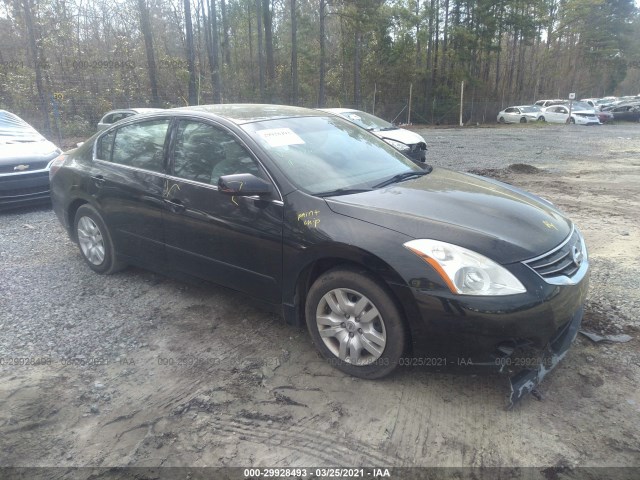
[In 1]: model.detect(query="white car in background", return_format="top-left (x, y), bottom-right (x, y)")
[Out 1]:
top-left (318, 108), bottom-right (427, 164)
top-left (497, 105), bottom-right (541, 123)
top-left (97, 108), bottom-right (164, 131)
top-left (537, 105), bottom-right (601, 125)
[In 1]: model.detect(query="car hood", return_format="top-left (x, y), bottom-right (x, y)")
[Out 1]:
top-left (0, 138), bottom-right (61, 166)
top-left (325, 168), bottom-right (571, 264)
top-left (372, 128), bottom-right (425, 145)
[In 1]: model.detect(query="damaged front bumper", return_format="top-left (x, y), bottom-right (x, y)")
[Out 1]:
top-left (505, 306), bottom-right (583, 408)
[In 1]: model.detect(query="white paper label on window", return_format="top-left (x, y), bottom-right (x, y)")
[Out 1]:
top-left (256, 128), bottom-right (305, 147)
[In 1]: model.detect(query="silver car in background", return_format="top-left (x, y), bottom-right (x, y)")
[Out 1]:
top-left (97, 108), bottom-right (163, 131)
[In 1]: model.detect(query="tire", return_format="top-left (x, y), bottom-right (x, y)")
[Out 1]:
top-left (520, 117), bottom-right (527, 123)
top-left (305, 267), bottom-right (406, 379)
top-left (569, 117), bottom-right (575, 124)
top-left (538, 116), bottom-right (545, 122)
top-left (498, 117), bottom-right (505, 124)
top-left (74, 204), bottom-right (125, 274)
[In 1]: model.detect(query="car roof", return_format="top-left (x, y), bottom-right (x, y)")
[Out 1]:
top-left (172, 104), bottom-right (324, 125)
top-left (317, 108), bottom-right (362, 114)
top-left (104, 108), bottom-right (163, 114)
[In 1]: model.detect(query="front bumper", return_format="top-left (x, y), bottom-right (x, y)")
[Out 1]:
top-left (0, 170), bottom-right (51, 210)
top-left (390, 253), bottom-right (589, 405)
top-left (506, 305), bottom-right (582, 407)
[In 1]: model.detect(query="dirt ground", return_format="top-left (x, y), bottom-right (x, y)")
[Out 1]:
top-left (1, 124), bottom-right (639, 478)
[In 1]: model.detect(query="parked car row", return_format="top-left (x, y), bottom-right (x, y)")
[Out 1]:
top-left (498, 95), bottom-right (640, 125)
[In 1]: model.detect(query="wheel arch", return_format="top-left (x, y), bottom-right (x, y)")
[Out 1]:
top-left (67, 198), bottom-right (89, 241)
top-left (284, 245), bottom-right (417, 351)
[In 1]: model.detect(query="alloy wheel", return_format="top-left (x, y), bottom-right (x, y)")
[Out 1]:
top-left (315, 288), bottom-right (387, 365)
top-left (77, 216), bottom-right (105, 265)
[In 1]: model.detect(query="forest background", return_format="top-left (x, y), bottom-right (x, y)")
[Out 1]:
top-left (1, 0), bottom-right (639, 138)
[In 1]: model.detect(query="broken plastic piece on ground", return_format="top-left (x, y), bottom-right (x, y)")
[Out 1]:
top-left (507, 307), bottom-right (582, 409)
top-left (579, 330), bottom-right (632, 344)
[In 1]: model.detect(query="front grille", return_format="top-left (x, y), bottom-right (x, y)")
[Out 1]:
top-left (0, 160), bottom-right (49, 174)
top-left (525, 229), bottom-right (584, 280)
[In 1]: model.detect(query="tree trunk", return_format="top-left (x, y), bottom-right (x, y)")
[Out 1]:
top-left (263, 0), bottom-right (275, 97)
top-left (220, 0), bottom-right (231, 65)
top-left (256, 0), bottom-right (265, 100)
top-left (291, 0), bottom-right (298, 105)
top-left (353, 31), bottom-right (362, 109)
top-left (209, 0), bottom-right (222, 102)
top-left (137, 0), bottom-right (160, 106)
top-left (22, 0), bottom-right (51, 133)
top-left (184, 0), bottom-right (197, 105)
top-left (318, 0), bottom-right (326, 107)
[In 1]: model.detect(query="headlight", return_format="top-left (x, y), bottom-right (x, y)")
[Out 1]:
top-left (404, 239), bottom-right (526, 295)
top-left (385, 139), bottom-right (410, 152)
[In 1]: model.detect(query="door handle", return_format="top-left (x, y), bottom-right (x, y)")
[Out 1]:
top-left (164, 198), bottom-right (186, 213)
top-left (91, 175), bottom-right (106, 187)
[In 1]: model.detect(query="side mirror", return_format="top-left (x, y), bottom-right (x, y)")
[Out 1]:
top-left (218, 173), bottom-right (272, 196)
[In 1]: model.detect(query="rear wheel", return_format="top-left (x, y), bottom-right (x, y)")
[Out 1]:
top-left (569, 117), bottom-right (576, 124)
top-left (74, 205), bottom-right (125, 274)
top-left (538, 116), bottom-right (546, 122)
top-left (305, 267), bottom-right (406, 379)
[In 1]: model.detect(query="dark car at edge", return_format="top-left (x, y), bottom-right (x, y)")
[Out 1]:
top-left (49, 104), bottom-right (589, 406)
top-left (0, 110), bottom-right (62, 210)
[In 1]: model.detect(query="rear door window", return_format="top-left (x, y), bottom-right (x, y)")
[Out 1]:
top-left (108, 120), bottom-right (170, 173)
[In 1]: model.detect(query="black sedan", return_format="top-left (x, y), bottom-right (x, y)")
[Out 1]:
top-left (602, 103), bottom-right (640, 122)
top-left (0, 110), bottom-right (62, 210)
top-left (50, 104), bottom-right (589, 406)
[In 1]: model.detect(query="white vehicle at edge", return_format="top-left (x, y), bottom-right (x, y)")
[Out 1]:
top-left (537, 105), bottom-right (601, 125)
top-left (318, 108), bottom-right (427, 164)
top-left (497, 105), bottom-right (541, 124)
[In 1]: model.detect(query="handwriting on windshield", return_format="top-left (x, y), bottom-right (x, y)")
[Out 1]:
top-left (297, 210), bottom-right (320, 228)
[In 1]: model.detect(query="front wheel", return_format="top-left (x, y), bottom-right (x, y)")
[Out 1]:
top-left (498, 117), bottom-right (505, 124)
top-left (74, 204), bottom-right (125, 274)
top-left (569, 117), bottom-right (576, 124)
top-left (305, 268), bottom-right (406, 379)
top-left (520, 117), bottom-right (527, 123)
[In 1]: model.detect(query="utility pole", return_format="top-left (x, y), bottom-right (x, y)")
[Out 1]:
top-left (408, 83), bottom-right (413, 124)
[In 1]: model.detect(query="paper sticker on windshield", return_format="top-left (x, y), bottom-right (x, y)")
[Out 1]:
top-left (256, 128), bottom-right (305, 147)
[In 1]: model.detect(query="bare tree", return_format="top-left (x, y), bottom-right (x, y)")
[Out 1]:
top-left (21, 0), bottom-right (51, 132)
top-left (137, 0), bottom-right (160, 106)
top-left (291, 0), bottom-right (298, 105)
top-left (184, 0), bottom-right (197, 105)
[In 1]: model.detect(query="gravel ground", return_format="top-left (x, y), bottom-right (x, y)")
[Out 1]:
top-left (1, 123), bottom-right (639, 477)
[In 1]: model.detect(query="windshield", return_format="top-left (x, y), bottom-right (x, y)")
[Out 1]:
top-left (337, 110), bottom-right (393, 131)
top-left (572, 102), bottom-right (593, 111)
top-left (242, 115), bottom-right (421, 195)
top-left (0, 110), bottom-right (44, 142)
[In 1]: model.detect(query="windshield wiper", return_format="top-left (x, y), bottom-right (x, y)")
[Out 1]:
top-left (316, 187), bottom-right (373, 197)
top-left (373, 170), bottom-right (430, 189)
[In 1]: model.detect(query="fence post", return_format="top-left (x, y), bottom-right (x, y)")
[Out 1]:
top-left (408, 83), bottom-right (412, 124)
top-left (459, 81), bottom-right (464, 127)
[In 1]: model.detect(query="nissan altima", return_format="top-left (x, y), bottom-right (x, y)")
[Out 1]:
top-left (49, 104), bottom-right (589, 406)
